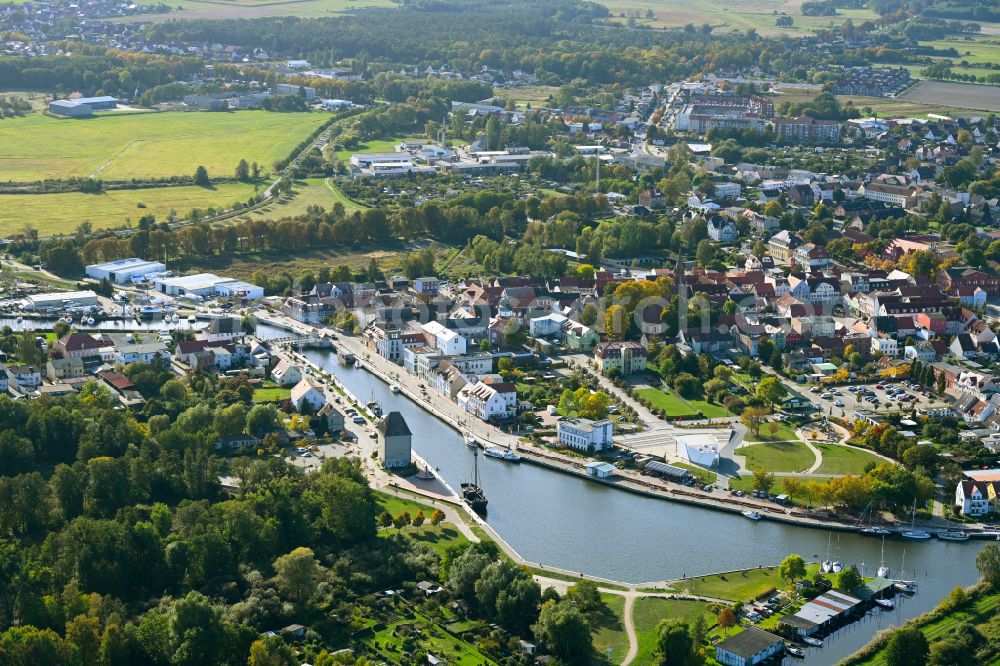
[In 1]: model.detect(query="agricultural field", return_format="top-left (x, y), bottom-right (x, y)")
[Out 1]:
top-left (0, 111), bottom-right (327, 182)
top-left (899, 80), bottom-right (1000, 113)
top-left (495, 84), bottom-right (560, 108)
top-left (772, 88), bottom-right (987, 118)
top-left (598, 0), bottom-right (878, 36)
top-left (0, 182), bottom-right (257, 236)
top-left (128, 0), bottom-right (396, 21)
top-left (178, 242), bottom-right (449, 283)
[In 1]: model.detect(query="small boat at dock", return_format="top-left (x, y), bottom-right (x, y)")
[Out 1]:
top-left (465, 435), bottom-right (478, 448)
top-left (893, 581), bottom-right (917, 593)
top-left (875, 598), bottom-right (895, 610)
top-left (390, 385), bottom-right (401, 394)
top-left (901, 530), bottom-right (931, 540)
top-left (785, 645), bottom-right (805, 659)
top-left (742, 510), bottom-right (762, 521)
top-left (937, 530), bottom-right (969, 542)
top-left (801, 636), bottom-right (822, 647)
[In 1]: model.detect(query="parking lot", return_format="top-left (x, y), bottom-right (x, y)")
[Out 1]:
top-left (807, 380), bottom-right (947, 414)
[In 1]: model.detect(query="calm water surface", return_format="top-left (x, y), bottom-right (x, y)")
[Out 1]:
top-left (268, 325), bottom-right (984, 665)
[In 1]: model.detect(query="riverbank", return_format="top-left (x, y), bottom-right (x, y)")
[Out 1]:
top-left (262, 315), bottom-right (971, 542)
top-left (836, 581), bottom-right (999, 666)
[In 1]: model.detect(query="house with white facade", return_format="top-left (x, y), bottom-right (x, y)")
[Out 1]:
top-left (457, 380), bottom-right (517, 421)
top-left (707, 216), bottom-right (738, 243)
top-left (115, 342), bottom-right (171, 367)
top-left (423, 321), bottom-right (467, 356)
top-left (290, 377), bottom-right (326, 413)
top-left (956, 480), bottom-right (994, 517)
top-left (272, 359), bottom-right (304, 386)
top-left (557, 417), bottom-right (613, 452)
top-left (6, 365), bottom-right (41, 391)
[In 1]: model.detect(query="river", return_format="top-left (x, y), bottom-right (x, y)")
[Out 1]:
top-left (280, 324), bottom-right (992, 663)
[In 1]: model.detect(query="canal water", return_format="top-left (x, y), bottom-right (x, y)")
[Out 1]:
top-left (262, 324), bottom-right (995, 663)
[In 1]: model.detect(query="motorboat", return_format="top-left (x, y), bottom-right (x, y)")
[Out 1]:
top-left (937, 530), bottom-right (969, 542)
top-left (465, 435), bottom-right (478, 448)
top-left (742, 510), bottom-right (762, 521)
top-left (187, 315), bottom-right (197, 323)
top-left (390, 385), bottom-right (401, 394)
top-left (894, 581), bottom-right (917, 593)
top-left (785, 646), bottom-right (805, 659)
top-left (820, 561), bottom-right (832, 573)
top-left (484, 447), bottom-right (521, 462)
top-left (861, 526), bottom-right (893, 536)
top-left (874, 598), bottom-right (895, 610)
top-left (801, 636), bottom-right (822, 647)
top-left (831, 561), bottom-right (843, 573)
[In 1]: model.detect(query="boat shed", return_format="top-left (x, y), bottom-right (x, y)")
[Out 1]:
top-left (643, 460), bottom-right (692, 481)
top-left (779, 589), bottom-right (862, 637)
top-left (586, 461), bottom-right (616, 478)
top-left (715, 626), bottom-right (784, 666)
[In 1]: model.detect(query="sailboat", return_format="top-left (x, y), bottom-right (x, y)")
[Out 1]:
top-left (901, 501), bottom-right (931, 540)
top-left (859, 501), bottom-right (893, 536)
top-left (893, 549), bottom-right (917, 593)
top-left (366, 389), bottom-right (382, 417)
top-left (876, 536), bottom-right (890, 579)
top-left (461, 448), bottom-right (488, 515)
top-left (821, 533), bottom-right (832, 573)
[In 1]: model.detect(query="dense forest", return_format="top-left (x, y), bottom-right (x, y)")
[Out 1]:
top-left (140, 0), bottom-right (844, 88)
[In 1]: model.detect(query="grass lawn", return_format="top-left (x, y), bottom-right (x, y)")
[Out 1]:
top-left (591, 594), bottom-right (629, 663)
top-left (0, 110), bottom-right (327, 181)
top-left (370, 610), bottom-right (497, 666)
top-left (250, 177), bottom-right (366, 219)
top-left (743, 420), bottom-right (798, 442)
top-left (379, 523), bottom-right (469, 557)
top-left (376, 491), bottom-right (436, 518)
top-left (857, 590), bottom-right (1000, 666)
top-left (0, 183), bottom-right (258, 236)
top-left (673, 462), bottom-right (718, 486)
top-left (374, 492), bottom-right (468, 556)
top-left (334, 136), bottom-right (417, 163)
top-left (678, 566), bottom-right (782, 602)
top-left (252, 387), bottom-right (291, 403)
top-left (635, 388), bottom-right (698, 418)
top-left (687, 399), bottom-right (733, 419)
top-left (633, 597), bottom-right (714, 665)
top-left (736, 440), bottom-right (815, 473)
top-left (814, 443), bottom-right (885, 475)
